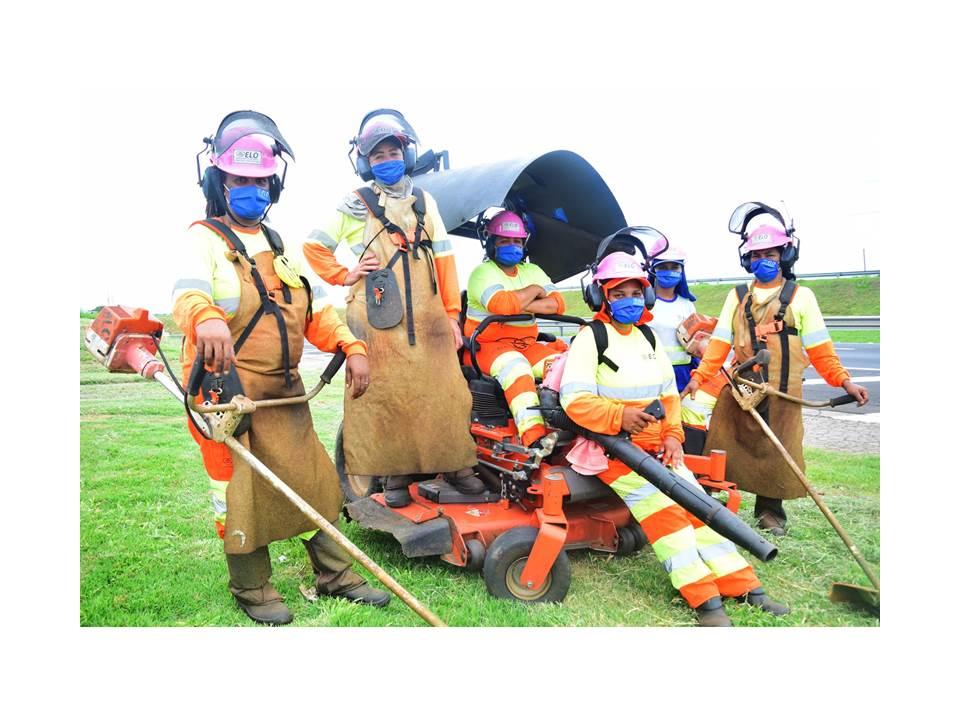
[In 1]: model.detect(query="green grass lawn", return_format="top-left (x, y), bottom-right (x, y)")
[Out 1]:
top-left (80, 319), bottom-right (879, 627)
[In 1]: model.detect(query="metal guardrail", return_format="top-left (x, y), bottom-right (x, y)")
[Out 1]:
top-left (537, 316), bottom-right (878, 337)
top-left (685, 269), bottom-right (880, 284)
top-left (555, 269), bottom-right (879, 292)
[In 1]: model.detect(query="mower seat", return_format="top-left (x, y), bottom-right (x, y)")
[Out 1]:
top-left (462, 365), bottom-right (511, 426)
top-left (553, 466), bottom-right (620, 503)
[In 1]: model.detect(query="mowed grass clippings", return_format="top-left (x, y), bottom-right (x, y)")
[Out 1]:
top-left (79, 320), bottom-right (879, 627)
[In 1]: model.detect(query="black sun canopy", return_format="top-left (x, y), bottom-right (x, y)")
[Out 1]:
top-left (414, 150), bottom-right (626, 282)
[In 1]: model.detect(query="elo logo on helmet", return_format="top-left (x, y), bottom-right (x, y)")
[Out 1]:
top-left (501, 222), bottom-right (521, 232)
top-left (233, 149), bottom-right (263, 164)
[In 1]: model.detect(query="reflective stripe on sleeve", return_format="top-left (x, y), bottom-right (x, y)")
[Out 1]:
top-left (173, 278), bottom-right (212, 296)
top-left (307, 229), bottom-right (339, 252)
top-left (712, 326), bottom-right (733, 343)
top-left (480, 284), bottom-right (506, 306)
top-left (802, 328), bottom-right (831, 347)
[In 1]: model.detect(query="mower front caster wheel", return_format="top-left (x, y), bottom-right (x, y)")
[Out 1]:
top-left (483, 527), bottom-right (571, 603)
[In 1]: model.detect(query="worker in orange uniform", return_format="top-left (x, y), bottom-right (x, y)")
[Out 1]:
top-left (560, 247), bottom-right (789, 626)
top-left (302, 109), bottom-right (481, 507)
top-left (682, 202), bottom-right (869, 535)
top-left (172, 110), bottom-right (389, 625)
top-left (465, 209), bottom-right (568, 447)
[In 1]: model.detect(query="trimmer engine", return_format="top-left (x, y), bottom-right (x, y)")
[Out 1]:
top-left (84, 306), bottom-right (165, 378)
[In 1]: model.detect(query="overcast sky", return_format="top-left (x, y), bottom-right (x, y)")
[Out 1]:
top-left (76, 85), bottom-right (880, 312)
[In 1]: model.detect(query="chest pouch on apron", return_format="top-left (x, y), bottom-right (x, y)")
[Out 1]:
top-left (365, 264), bottom-right (404, 330)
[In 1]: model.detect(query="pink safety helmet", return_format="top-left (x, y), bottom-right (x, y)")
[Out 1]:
top-left (742, 224), bottom-right (793, 254)
top-left (487, 210), bottom-right (528, 239)
top-left (594, 251), bottom-right (650, 291)
top-left (212, 133), bottom-right (279, 178)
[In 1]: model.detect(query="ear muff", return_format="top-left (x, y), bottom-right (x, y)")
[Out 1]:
top-left (201, 166), bottom-right (227, 217)
top-left (644, 283), bottom-right (657, 310)
top-left (583, 280), bottom-right (605, 312)
top-left (355, 153), bottom-right (372, 181)
top-left (269, 175), bottom-right (283, 203)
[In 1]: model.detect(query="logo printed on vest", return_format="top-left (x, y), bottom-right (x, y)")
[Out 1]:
top-left (233, 149), bottom-right (263, 165)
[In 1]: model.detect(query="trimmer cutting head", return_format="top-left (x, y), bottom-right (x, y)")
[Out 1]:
top-left (829, 582), bottom-right (880, 616)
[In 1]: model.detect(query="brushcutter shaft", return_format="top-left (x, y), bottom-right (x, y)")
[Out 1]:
top-left (744, 406), bottom-right (880, 591)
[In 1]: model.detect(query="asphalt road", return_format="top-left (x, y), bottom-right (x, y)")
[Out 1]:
top-left (800, 343), bottom-right (879, 415)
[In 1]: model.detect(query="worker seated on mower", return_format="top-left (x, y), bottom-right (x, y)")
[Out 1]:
top-left (559, 251), bottom-right (789, 626)
top-left (465, 209), bottom-right (568, 448)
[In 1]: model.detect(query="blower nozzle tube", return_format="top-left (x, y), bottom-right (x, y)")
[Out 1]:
top-left (583, 430), bottom-right (778, 562)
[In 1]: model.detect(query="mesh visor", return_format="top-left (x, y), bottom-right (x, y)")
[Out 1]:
top-left (728, 201), bottom-right (787, 236)
top-left (356, 110), bottom-right (419, 155)
top-left (213, 110), bottom-right (294, 159)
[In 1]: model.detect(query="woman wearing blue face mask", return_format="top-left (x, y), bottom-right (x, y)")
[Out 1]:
top-left (303, 108), bottom-right (482, 508)
top-left (465, 209), bottom-right (568, 448)
top-left (171, 111), bottom-right (388, 624)
top-left (559, 250), bottom-right (790, 625)
top-left (647, 247), bottom-right (699, 395)
top-left (681, 211), bottom-right (869, 536)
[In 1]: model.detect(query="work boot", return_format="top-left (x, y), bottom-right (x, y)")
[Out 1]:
top-left (755, 496), bottom-right (788, 536)
top-left (738, 588), bottom-right (791, 616)
top-left (695, 596), bottom-right (734, 627)
top-left (303, 530), bottom-right (391, 609)
top-left (325, 584), bottom-right (391, 608)
top-left (384, 475), bottom-right (413, 508)
top-left (445, 467), bottom-right (487, 495)
top-left (756, 511), bottom-right (787, 537)
top-left (226, 548), bottom-right (293, 626)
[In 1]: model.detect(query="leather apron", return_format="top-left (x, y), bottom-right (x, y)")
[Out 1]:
top-left (343, 191), bottom-right (476, 476)
top-left (219, 247), bottom-right (344, 554)
top-left (704, 284), bottom-right (810, 499)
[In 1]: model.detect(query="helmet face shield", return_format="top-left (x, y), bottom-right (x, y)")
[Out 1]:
top-left (728, 201), bottom-right (791, 237)
top-left (212, 110), bottom-right (294, 160)
top-left (355, 110), bottom-right (419, 156)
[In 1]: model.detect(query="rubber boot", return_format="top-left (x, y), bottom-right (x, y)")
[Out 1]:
top-left (738, 587), bottom-right (791, 616)
top-left (226, 547), bottom-right (293, 625)
top-left (302, 530), bottom-right (390, 608)
top-left (445, 467), bottom-right (487, 495)
top-left (384, 475), bottom-right (414, 508)
top-left (755, 496), bottom-right (787, 536)
top-left (695, 596), bottom-right (733, 627)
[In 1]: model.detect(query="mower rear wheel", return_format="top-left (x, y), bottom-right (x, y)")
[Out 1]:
top-left (483, 527), bottom-right (571, 603)
top-left (335, 423), bottom-right (384, 503)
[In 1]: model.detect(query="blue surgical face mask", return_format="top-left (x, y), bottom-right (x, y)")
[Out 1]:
top-left (371, 159), bottom-right (406, 186)
top-left (609, 297), bottom-right (645, 324)
top-left (655, 269), bottom-right (682, 288)
top-left (495, 244), bottom-right (524, 266)
top-left (751, 258), bottom-right (781, 283)
top-left (226, 184), bottom-right (271, 219)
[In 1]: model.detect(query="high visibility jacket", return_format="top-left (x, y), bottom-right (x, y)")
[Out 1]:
top-left (465, 260), bottom-right (565, 343)
top-left (302, 185), bottom-right (462, 319)
top-left (172, 220), bottom-right (366, 377)
top-left (560, 320), bottom-right (683, 449)
top-left (649, 295), bottom-right (698, 366)
top-left (692, 281), bottom-right (850, 387)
